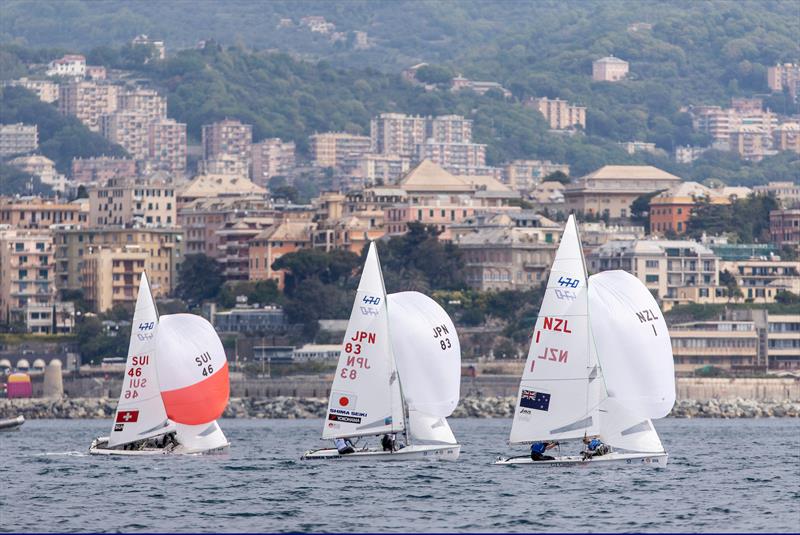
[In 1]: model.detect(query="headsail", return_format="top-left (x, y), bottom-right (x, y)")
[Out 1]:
top-left (509, 215), bottom-right (602, 444)
top-left (408, 410), bottom-right (457, 445)
top-left (588, 270), bottom-right (676, 419)
top-left (108, 273), bottom-right (173, 447)
top-left (387, 291), bottom-right (460, 418)
top-left (156, 314), bottom-right (230, 426)
top-left (322, 242), bottom-right (404, 440)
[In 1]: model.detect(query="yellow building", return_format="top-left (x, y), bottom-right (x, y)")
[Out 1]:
top-left (81, 248), bottom-right (148, 312)
top-left (88, 176), bottom-right (176, 227)
top-left (58, 81), bottom-right (119, 132)
top-left (0, 196), bottom-right (87, 229)
top-left (530, 97), bottom-right (586, 130)
top-left (309, 132), bottom-right (371, 168)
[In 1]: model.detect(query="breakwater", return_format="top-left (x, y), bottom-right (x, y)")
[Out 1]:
top-left (3, 396), bottom-right (799, 420)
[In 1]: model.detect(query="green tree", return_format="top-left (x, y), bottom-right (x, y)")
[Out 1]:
top-left (630, 189), bottom-right (666, 230)
top-left (175, 254), bottom-right (224, 305)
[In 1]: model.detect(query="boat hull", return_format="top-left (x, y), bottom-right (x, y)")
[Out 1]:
top-left (88, 436), bottom-right (229, 456)
top-left (494, 451), bottom-right (668, 467)
top-left (0, 415), bottom-right (25, 431)
top-left (302, 443), bottom-right (460, 462)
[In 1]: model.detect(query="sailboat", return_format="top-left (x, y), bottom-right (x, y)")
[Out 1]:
top-left (89, 272), bottom-right (230, 456)
top-left (302, 242), bottom-right (461, 461)
top-left (495, 215), bottom-right (675, 467)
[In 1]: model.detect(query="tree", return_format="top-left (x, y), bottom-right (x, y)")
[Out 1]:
top-left (630, 189), bottom-right (666, 230)
top-left (175, 254), bottom-right (224, 305)
top-left (775, 290), bottom-right (799, 305)
top-left (542, 170), bottom-right (570, 185)
top-left (719, 269), bottom-right (743, 301)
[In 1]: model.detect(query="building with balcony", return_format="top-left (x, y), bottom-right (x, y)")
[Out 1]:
top-left (4, 78), bottom-right (59, 103)
top-left (756, 182), bottom-right (800, 208)
top-left (669, 320), bottom-right (760, 374)
top-left (23, 301), bottom-right (76, 335)
top-left (430, 115), bottom-right (473, 143)
top-left (249, 218), bottom-right (315, 287)
top-left (0, 123), bottom-right (38, 157)
top-left (216, 217), bottom-right (276, 281)
top-left (88, 176), bottom-right (176, 227)
top-left (201, 119), bottom-right (253, 171)
top-left (767, 63), bottom-right (800, 99)
top-left (0, 196), bottom-right (87, 229)
top-left (310, 132), bottom-right (371, 168)
top-left (251, 138), bottom-right (296, 185)
top-left (503, 160), bottom-right (570, 192)
top-left (146, 118), bottom-right (187, 175)
top-left (768, 314), bottom-right (800, 370)
top-left (59, 81), bottom-right (119, 132)
top-left (81, 248), bottom-right (147, 312)
top-left (770, 208), bottom-right (800, 247)
top-left (370, 113), bottom-right (428, 158)
top-left (213, 305), bottom-right (287, 334)
top-left (46, 54), bottom-right (86, 78)
top-left (649, 181), bottom-right (733, 235)
top-left (71, 157), bottom-right (137, 184)
top-left (772, 122), bottom-right (800, 154)
top-left (720, 258), bottom-right (800, 303)
top-left (0, 229), bottom-right (55, 323)
top-left (529, 97), bottom-right (586, 130)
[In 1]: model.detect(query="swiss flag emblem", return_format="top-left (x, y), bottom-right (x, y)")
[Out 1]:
top-left (115, 410), bottom-right (139, 423)
top-left (332, 391), bottom-right (357, 410)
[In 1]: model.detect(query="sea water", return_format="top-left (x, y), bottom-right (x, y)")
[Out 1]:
top-left (0, 418), bottom-right (797, 532)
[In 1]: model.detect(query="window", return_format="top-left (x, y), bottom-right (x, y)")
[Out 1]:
top-left (646, 260), bottom-right (659, 268)
top-left (646, 274), bottom-right (659, 283)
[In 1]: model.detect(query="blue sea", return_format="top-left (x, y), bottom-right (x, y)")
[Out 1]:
top-left (0, 418), bottom-right (798, 533)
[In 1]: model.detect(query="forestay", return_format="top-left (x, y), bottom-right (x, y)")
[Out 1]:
top-left (322, 243), bottom-right (404, 440)
top-left (509, 215), bottom-right (602, 444)
top-left (588, 270), bottom-right (676, 419)
top-left (156, 314), bottom-right (230, 426)
top-left (108, 273), bottom-right (173, 447)
top-left (387, 291), bottom-right (460, 418)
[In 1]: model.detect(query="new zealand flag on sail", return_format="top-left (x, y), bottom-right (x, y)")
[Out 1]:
top-left (520, 390), bottom-right (551, 411)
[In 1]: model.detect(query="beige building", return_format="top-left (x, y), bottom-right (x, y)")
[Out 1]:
top-left (59, 81), bottom-right (119, 132)
top-left (720, 258), bottom-right (800, 303)
top-left (310, 132), bottom-right (371, 168)
top-left (71, 157), bottom-right (137, 184)
top-left (6, 155), bottom-right (66, 191)
top-left (88, 176), bottom-right (176, 227)
top-left (530, 97), bottom-right (586, 130)
top-left (101, 111), bottom-right (150, 160)
top-left (772, 123), bottom-right (800, 154)
top-left (216, 217), bottom-right (276, 280)
top-left (202, 119), bottom-right (253, 170)
top-left (177, 173), bottom-right (267, 206)
top-left (0, 196), bottom-right (87, 229)
top-left (504, 160), bottom-right (569, 192)
top-left (768, 314), bottom-right (800, 370)
top-left (0, 123), bottom-right (38, 157)
top-left (370, 113), bottom-right (427, 157)
top-left (564, 165), bottom-right (682, 219)
top-left (767, 63), bottom-right (800, 98)
top-left (4, 78), bottom-right (59, 103)
top-left (755, 182), bottom-right (800, 208)
top-left (0, 229), bottom-right (55, 323)
top-left (46, 54), bottom-right (86, 78)
top-left (356, 153), bottom-right (411, 184)
top-left (430, 115), bottom-right (473, 143)
top-left (81, 248), bottom-right (148, 312)
top-left (692, 103), bottom-right (777, 147)
top-left (251, 138), bottom-right (296, 185)
top-left (146, 118), bottom-right (187, 175)
top-left (730, 125), bottom-right (770, 161)
top-left (53, 226), bottom-right (182, 302)
top-left (417, 141), bottom-right (486, 170)
top-left (592, 56), bottom-right (629, 82)
top-left (117, 87), bottom-right (167, 122)
top-left (669, 320), bottom-right (760, 374)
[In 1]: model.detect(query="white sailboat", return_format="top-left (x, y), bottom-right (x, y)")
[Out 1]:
top-left (495, 215), bottom-right (675, 467)
top-left (89, 272), bottom-right (231, 456)
top-left (302, 242), bottom-right (461, 461)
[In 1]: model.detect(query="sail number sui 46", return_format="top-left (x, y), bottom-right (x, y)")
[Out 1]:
top-left (124, 354), bottom-right (149, 399)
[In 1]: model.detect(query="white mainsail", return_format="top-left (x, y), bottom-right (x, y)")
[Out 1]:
top-left (387, 291), bottom-right (461, 418)
top-left (509, 214), bottom-right (602, 444)
top-left (107, 273), bottom-right (173, 447)
top-left (322, 242), bottom-right (404, 440)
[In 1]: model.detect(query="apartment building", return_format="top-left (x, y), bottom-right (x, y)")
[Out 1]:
top-left (101, 111), bottom-right (150, 160)
top-left (767, 63), bottom-right (800, 98)
top-left (71, 157), bottom-right (137, 183)
top-left (23, 301), bottom-right (76, 335)
top-left (81, 248), bottom-right (148, 312)
top-left (46, 54), bottom-right (86, 77)
top-left (146, 118), bottom-right (187, 175)
top-left (430, 115), bottom-right (473, 143)
top-left (756, 182), bottom-right (800, 208)
top-left (370, 113), bottom-right (428, 158)
top-left (503, 160), bottom-right (569, 192)
top-left (249, 219), bottom-right (315, 287)
top-left (6, 155), bottom-right (66, 191)
top-left (309, 132), bottom-right (371, 168)
top-left (0, 196), bottom-right (87, 229)
top-left (202, 119), bottom-right (253, 169)
top-left (529, 97), bottom-right (586, 130)
top-left (564, 165), bottom-right (682, 219)
top-left (4, 78), bottom-right (59, 103)
top-left (592, 56), bottom-right (629, 81)
top-left (720, 258), bottom-right (800, 303)
top-left (770, 209), bottom-right (800, 246)
top-left (0, 123), bottom-right (38, 157)
top-left (587, 239), bottom-right (719, 309)
top-left (0, 229), bottom-right (55, 323)
top-left (356, 154), bottom-right (411, 184)
top-left (649, 182), bottom-right (732, 235)
top-left (669, 320), bottom-right (760, 374)
top-left (117, 87), bottom-right (167, 122)
top-left (216, 218), bottom-right (276, 280)
top-left (773, 123), bottom-right (800, 154)
top-left (417, 141), bottom-right (487, 170)
top-left (59, 81), bottom-right (119, 132)
top-left (88, 176), bottom-right (176, 227)
top-left (768, 314), bottom-right (800, 370)
top-left (730, 125), bottom-right (770, 161)
top-left (251, 138), bottom-right (296, 184)
top-left (692, 103), bottom-right (777, 147)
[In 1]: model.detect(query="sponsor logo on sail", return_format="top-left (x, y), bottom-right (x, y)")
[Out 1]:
top-left (114, 423), bottom-right (124, 432)
top-left (520, 390), bottom-right (551, 411)
top-left (328, 413), bottom-right (362, 424)
top-left (115, 410), bottom-right (139, 423)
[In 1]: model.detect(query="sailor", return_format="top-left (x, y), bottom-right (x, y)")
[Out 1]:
top-left (334, 437), bottom-right (355, 455)
top-left (582, 436), bottom-right (610, 459)
top-left (530, 440), bottom-right (557, 461)
top-left (381, 433), bottom-right (396, 452)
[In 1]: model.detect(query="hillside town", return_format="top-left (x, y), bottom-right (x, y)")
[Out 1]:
top-left (1, 40), bottom-right (799, 385)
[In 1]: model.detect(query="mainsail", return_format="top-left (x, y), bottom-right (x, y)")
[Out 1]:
top-left (322, 242), bottom-right (404, 440)
top-left (509, 214), bottom-right (602, 444)
top-left (107, 273), bottom-right (173, 447)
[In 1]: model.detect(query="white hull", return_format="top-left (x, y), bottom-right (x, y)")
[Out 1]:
top-left (0, 415), bottom-right (25, 431)
top-left (302, 443), bottom-right (461, 462)
top-left (88, 436), bottom-right (229, 456)
top-left (494, 451), bottom-right (668, 467)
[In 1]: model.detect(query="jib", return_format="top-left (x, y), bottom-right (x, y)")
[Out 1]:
top-left (432, 324), bottom-right (449, 338)
top-left (542, 317), bottom-right (572, 333)
top-left (195, 351), bottom-right (211, 366)
top-left (351, 331), bottom-right (376, 344)
top-left (131, 355), bottom-right (149, 366)
top-left (345, 355), bottom-right (371, 369)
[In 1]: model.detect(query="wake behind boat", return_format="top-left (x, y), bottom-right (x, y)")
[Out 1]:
top-left (495, 215), bottom-right (675, 467)
top-left (302, 242), bottom-right (462, 462)
top-left (89, 272), bottom-right (231, 456)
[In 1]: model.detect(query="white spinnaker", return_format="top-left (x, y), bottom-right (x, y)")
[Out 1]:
top-left (176, 421), bottom-right (229, 452)
top-left (588, 270), bottom-right (676, 419)
top-left (408, 410), bottom-right (457, 445)
top-left (108, 273), bottom-right (173, 447)
top-left (387, 291), bottom-right (461, 418)
top-left (155, 314), bottom-right (228, 393)
top-left (599, 398), bottom-right (665, 453)
top-left (510, 215), bottom-right (602, 444)
top-left (322, 242), bottom-right (404, 440)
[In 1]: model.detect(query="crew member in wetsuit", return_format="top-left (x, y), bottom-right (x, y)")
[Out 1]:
top-left (582, 436), bottom-right (610, 459)
top-left (334, 437), bottom-right (355, 455)
top-left (381, 434), bottom-right (396, 452)
top-left (530, 440), bottom-right (557, 461)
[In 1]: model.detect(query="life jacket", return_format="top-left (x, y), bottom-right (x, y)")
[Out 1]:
top-left (588, 438), bottom-right (603, 451)
top-left (531, 442), bottom-right (547, 455)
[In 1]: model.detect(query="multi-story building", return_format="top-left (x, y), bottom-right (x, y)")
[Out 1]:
top-left (131, 34), bottom-right (166, 60)
top-left (22, 301), bottom-right (76, 334)
top-left (770, 209), bottom-right (800, 246)
top-left (691, 102), bottom-right (777, 148)
top-left (213, 305), bottom-right (287, 334)
top-left (529, 97), bottom-right (586, 130)
top-left (177, 173), bottom-right (267, 206)
top-left (370, 113), bottom-right (428, 158)
top-left (767, 63), bottom-right (800, 99)
top-left (59, 81), bottom-right (119, 132)
top-left (101, 111), bottom-right (150, 160)
top-left (720, 258), bottom-right (800, 303)
top-left (116, 87), bottom-right (167, 122)
top-left (4, 78), bottom-right (59, 103)
top-left (251, 138), bottom-right (295, 185)
top-left (772, 122), bottom-right (800, 154)
top-left (503, 160), bottom-right (569, 192)
top-left (730, 125), bottom-right (770, 161)
top-left (71, 157), bottom-right (137, 184)
top-left (756, 182), bottom-right (800, 208)
top-left (649, 182), bottom-right (732, 235)
top-left (357, 154), bottom-right (412, 184)
top-left (674, 145), bottom-right (709, 164)
top-left (81, 248), bottom-right (147, 312)
top-left (450, 76), bottom-right (512, 98)
top-left (309, 132), bottom-right (371, 168)
top-left (249, 218), bottom-right (315, 287)
top-left (46, 54), bottom-right (86, 78)
top-left (53, 226), bottom-right (182, 300)
top-left (197, 155), bottom-right (249, 177)
top-left (588, 239), bottom-right (720, 309)
top-left (767, 314), bottom-right (800, 370)
top-left (0, 229), bottom-right (55, 323)
top-left (216, 217), bottom-right (276, 280)
top-left (201, 119), bottom-right (253, 170)
top-left (0, 196), bottom-right (87, 229)
top-left (565, 165), bottom-right (682, 219)
top-left (669, 320), bottom-right (760, 374)
top-left (592, 56), bottom-right (629, 82)
top-left (6, 155), bottom-right (66, 192)
top-left (429, 115), bottom-right (472, 143)
top-left (417, 141), bottom-right (486, 170)
top-left (85, 65), bottom-right (106, 81)
top-left (0, 123), bottom-right (38, 157)
top-left (146, 118), bottom-right (187, 175)
top-left (88, 176), bottom-right (176, 227)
